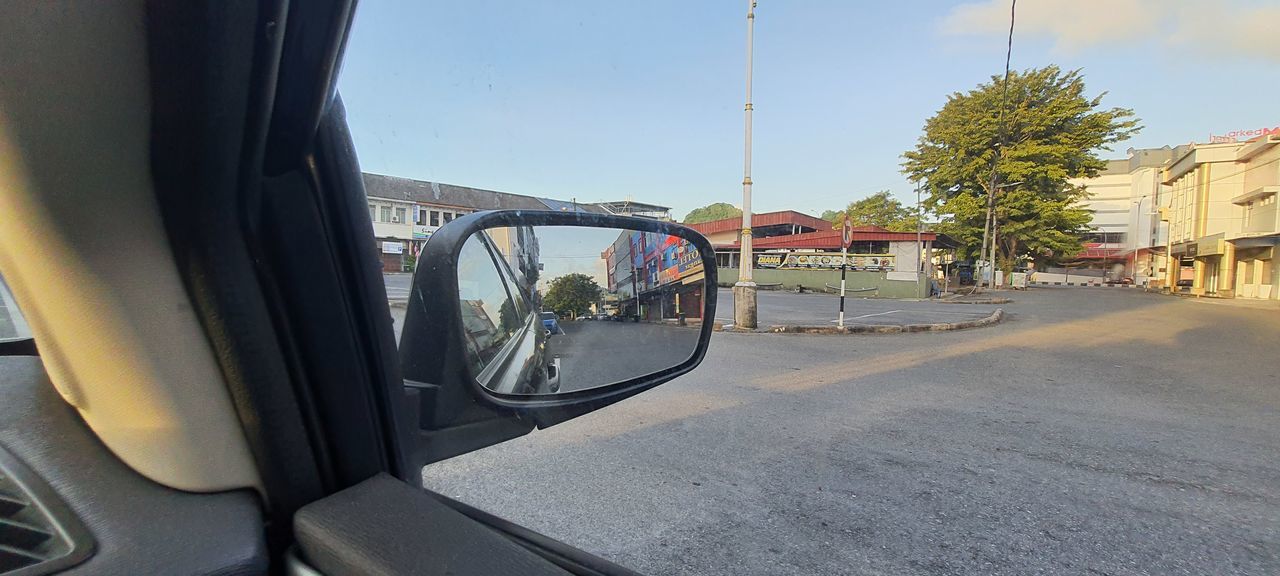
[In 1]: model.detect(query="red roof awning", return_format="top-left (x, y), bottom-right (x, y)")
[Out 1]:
top-left (685, 210), bottom-right (832, 236)
top-left (719, 228), bottom-right (937, 250)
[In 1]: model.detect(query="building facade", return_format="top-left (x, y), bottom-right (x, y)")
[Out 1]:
top-left (1160, 136), bottom-right (1279, 299)
top-left (1164, 142), bottom-right (1249, 296)
top-left (685, 211), bottom-right (941, 298)
top-left (602, 230), bottom-right (705, 321)
top-left (1067, 147), bottom-right (1173, 285)
top-left (1226, 136), bottom-right (1279, 299)
top-left (362, 173), bottom-right (607, 272)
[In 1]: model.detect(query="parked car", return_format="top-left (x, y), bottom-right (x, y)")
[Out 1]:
top-left (541, 311), bottom-right (562, 334)
top-left (595, 313), bottom-right (611, 321)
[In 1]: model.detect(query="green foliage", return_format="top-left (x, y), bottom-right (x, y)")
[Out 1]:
top-left (542, 273), bottom-right (602, 317)
top-left (825, 191), bottom-right (920, 232)
top-left (683, 202), bottom-right (742, 224)
top-left (902, 65), bottom-right (1141, 265)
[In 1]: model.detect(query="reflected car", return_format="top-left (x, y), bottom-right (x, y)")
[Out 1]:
top-left (541, 311), bottom-right (562, 334)
top-left (457, 232), bottom-right (560, 395)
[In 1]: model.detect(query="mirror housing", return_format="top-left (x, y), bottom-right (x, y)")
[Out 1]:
top-left (400, 210), bottom-right (717, 465)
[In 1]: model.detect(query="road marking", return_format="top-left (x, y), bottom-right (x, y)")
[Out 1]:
top-left (852, 310), bottom-right (900, 319)
top-left (827, 310), bottom-right (902, 323)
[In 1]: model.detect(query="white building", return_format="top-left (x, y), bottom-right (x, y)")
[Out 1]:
top-left (362, 173), bottom-right (609, 272)
top-left (1068, 147), bottom-right (1174, 285)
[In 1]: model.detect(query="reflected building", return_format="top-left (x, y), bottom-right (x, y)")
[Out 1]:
top-left (603, 231), bottom-right (704, 321)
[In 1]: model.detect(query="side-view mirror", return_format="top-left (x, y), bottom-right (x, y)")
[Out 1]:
top-left (400, 210), bottom-right (716, 464)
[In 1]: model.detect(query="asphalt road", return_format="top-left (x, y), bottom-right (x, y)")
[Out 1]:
top-left (551, 321), bottom-right (700, 393)
top-left (715, 287), bottom-right (995, 327)
top-left (385, 276), bottom-right (994, 340)
top-left (384, 272), bottom-right (412, 302)
top-left (421, 288), bottom-right (1280, 575)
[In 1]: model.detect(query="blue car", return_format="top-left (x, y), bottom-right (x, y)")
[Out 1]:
top-left (540, 311), bottom-right (562, 335)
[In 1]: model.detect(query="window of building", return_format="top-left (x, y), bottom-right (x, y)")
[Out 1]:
top-left (414, 208), bottom-right (424, 225)
top-left (1262, 259), bottom-right (1274, 284)
top-left (368, 204), bottom-right (375, 221)
top-left (380, 206), bottom-right (392, 222)
top-left (849, 241), bottom-right (889, 254)
top-left (395, 207), bottom-right (406, 223)
top-left (1084, 232), bottom-right (1126, 244)
top-left (430, 211), bottom-right (440, 226)
top-left (716, 252), bottom-right (731, 268)
top-left (443, 212), bottom-right (454, 223)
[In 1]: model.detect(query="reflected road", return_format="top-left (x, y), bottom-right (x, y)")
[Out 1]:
top-left (549, 321), bottom-right (700, 393)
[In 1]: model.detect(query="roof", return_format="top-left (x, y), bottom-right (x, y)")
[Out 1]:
top-left (362, 173), bottom-right (609, 214)
top-left (721, 228), bottom-right (938, 250)
top-left (598, 200), bottom-right (672, 213)
top-left (684, 210), bottom-right (831, 236)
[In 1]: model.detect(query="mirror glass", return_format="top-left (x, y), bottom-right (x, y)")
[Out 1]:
top-left (456, 225), bottom-right (707, 395)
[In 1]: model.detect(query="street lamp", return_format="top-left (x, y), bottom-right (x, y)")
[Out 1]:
top-left (1132, 195), bottom-right (1158, 284)
top-left (733, 0), bottom-right (758, 329)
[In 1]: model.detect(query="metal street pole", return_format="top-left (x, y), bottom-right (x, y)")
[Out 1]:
top-left (733, 0), bottom-right (758, 329)
top-left (916, 183), bottom-right (923, 296)
top-left (839, 217), bottom-right (850, 328)
top-left (1133, 195), bottom-right (1149, 283)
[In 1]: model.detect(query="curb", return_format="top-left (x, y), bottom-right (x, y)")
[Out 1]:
top-left (1029, 281), bottom-right (1140, 288)
top-left (742, 308), bottom-right (1004, 334)
top-left (938, 297), bottom-right (1012, 305)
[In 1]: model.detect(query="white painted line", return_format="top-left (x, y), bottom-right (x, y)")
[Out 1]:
top-left (852, 309), bottom-right (900, 319)
top-left (827, 309), bottom-right (903, 323)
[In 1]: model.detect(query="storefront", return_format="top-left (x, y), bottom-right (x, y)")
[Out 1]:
top-left (1232, 243), bottom-right (1276, 300)
top-left (378, 239), bottom-right (406, 273)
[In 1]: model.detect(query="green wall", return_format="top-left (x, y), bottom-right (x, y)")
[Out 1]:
top-left (715, 267), bottom-right (928, 298)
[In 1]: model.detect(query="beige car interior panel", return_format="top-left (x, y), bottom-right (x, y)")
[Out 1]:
top-left (0, 1), bottom-right (261, 493)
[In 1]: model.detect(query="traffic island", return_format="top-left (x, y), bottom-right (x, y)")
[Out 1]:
top-left (751, 308), bottom-right (1004, 334)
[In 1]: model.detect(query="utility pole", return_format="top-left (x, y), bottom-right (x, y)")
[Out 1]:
top-left (733, 0), bottom-right (758, 329)
top-left (978, 0), bottom-right (1017, 291)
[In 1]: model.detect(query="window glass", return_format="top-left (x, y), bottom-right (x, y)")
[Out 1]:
top-left (443, 212), bottom-right (454, 223)
top-left (456, 235), bottom-right (524, 374)
top-left (380, 206), bottom-right (392, 222)
top-left (0, 275), bottom-right (32, 343)
top-left (395, 207), bottom-right (406, 223)
top-left (368, 204), bottom-right (375, 221)
top-left (430, 211), bottom-right (440, 226)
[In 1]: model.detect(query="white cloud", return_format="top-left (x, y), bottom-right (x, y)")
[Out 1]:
top-left (941, 0), bottom-right (1280, 63)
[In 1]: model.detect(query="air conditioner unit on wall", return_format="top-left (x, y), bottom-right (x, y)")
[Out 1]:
top-left (391, 216), bottom-right (400, 223)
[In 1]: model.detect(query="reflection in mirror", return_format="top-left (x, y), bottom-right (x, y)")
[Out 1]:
top-left (456, 225), bottom-right (706, 396)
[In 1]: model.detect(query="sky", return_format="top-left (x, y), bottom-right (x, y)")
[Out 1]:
top-left (338, 0), bottom-right (1280, 222)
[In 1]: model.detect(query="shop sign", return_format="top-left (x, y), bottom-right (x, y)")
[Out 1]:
top-left (381, 241), bottom-right (404, 254)
top-left (756, 252), bottom-right (894, 271)
top-left (413, 225), bottom-right (435, 239)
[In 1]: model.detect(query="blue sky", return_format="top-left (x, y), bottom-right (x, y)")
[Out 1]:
top-left (338, 0), bottom-right (1280, 221)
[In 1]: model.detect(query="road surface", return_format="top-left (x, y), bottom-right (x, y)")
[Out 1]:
top-left (550, 321), bottom-right (700, 392)
top-left (422, 288), bottom-right (1280, 575)
top-left (715, 287), bottom-right (994, 327)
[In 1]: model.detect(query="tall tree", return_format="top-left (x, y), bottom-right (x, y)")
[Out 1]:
top-left (902, 66), bottom-right (1140, 267)
top-left (825, 191), bottom-right (919, 232)
top-left (683, 202), bottom-right (742, 224)
top-left (542, 273), bottom-right (602, 318)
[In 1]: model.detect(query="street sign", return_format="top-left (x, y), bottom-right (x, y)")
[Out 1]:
top-left (839, 217), bottom-right (852, 328)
